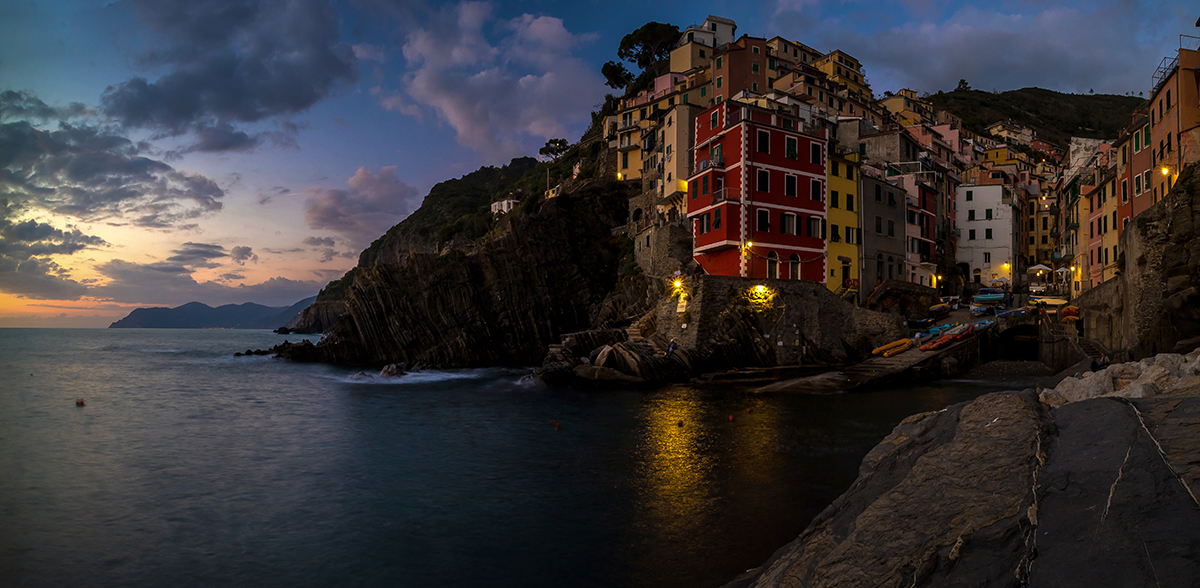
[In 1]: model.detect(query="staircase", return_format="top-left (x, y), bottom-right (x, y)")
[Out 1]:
top-left (1078, 338), bottom-right (1108, 360)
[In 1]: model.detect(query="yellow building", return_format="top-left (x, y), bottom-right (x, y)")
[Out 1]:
top-left (811, 49), bottom-right (872, 102)
top-left (826, 152), bottom-right (861, 296)
top-left (880, 89), bottom-right (933, 126)
top-left (1099, 175), bottom-right (1120, 282)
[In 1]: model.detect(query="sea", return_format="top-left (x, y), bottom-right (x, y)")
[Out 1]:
top-left (0, 328), bottom-right (1049, 588)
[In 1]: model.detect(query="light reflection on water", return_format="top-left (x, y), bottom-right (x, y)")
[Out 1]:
top-left (0, 329), bottom-right (1042, 588)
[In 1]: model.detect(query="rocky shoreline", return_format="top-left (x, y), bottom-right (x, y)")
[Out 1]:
top-left (730, 346), bottom-right (1200, 587)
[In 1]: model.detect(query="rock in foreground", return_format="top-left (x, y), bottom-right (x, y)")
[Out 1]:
top-left (733, 348), bottom-right (1200, 588)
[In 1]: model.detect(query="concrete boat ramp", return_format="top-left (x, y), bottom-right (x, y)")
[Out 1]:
top-left (757, 325), bottom-right (999, 393)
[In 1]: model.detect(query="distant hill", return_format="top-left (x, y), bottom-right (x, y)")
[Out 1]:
top-left (928, 87), bottom-right (1144, 146)
top-left (109, 297), bottom-right (317, 329)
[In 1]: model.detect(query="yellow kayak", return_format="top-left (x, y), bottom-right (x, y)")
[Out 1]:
top-left (882, 340), bottom-right (914, 357)
top-left (873, 338), bottom-right (911, 355)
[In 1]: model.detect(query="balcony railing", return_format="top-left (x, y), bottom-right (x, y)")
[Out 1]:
top-left (695, 155), bottom-right (725, 175)
top-left (1067, 220), bottom-right (1080, 229)
top-left (711, 188), bottom-right (736, 206)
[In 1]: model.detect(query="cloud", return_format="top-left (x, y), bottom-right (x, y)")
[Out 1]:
top-left (0, 200), bottom-right (107, 300)
top-left (0, 90), bottom-right (91, 121)
top-left (166, 242), bottom-right (227, 268)
top-left (394, 1), bottom-right (606, 159)
top-left (230, 245), bottom-right (258, 264)
top-left (304, 166), bottom-right (422, 248)
top-left (353, 43), bottom-right (388, 62)
top-left (99, 0), bottom-right (357, 152)
top-left (303, 236), bottom-right (336, 247)
top-left (771, 0), bottom-right (1184, 95)
top-left (91, 259), bottom-right (323, 307)
top-left (0, 95), bottom-right (225, 227)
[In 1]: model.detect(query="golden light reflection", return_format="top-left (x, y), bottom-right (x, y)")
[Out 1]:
top-left (743, 284), bottom-right (776, 313)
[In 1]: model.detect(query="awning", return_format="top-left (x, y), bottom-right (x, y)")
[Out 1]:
top-left (1026, 264), bottom-right (1052, 273)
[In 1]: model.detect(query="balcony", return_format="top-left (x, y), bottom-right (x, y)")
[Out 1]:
top-left (1049, 204), bottom-right (1060, 213)
top-left (618, 141), bottom-right (640, 152)
top-left (694, 155), bottom-right (725, 175)
top-left (1050, 228), bottom-right (1061, 237)
top-left (1067, 220), bottom-right (1079, 229)
top-left (711, 188), bottom-right (736, 206)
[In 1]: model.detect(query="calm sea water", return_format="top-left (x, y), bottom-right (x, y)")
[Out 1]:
top-left (0, 329), bottom-right (1044, 588)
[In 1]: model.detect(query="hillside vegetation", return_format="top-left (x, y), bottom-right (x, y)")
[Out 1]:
top-left (929, 87), bottom-right (1144, 145)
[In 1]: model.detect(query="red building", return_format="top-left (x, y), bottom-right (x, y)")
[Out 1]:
top-left (687, 98), bottom-right (828, 280)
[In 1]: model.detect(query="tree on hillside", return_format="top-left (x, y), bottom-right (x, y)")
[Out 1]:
top-left (602, 61), bottom-right (634, 90)
top-left (539, 138), bottom-right (569, 160)
top-left (617, 22), bottom-right (681, 74)
top-left (956, 79), bottom-right (971, 92)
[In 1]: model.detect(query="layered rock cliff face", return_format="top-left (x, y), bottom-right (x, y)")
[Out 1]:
top-left (281, 181), bottom-right (634, 366)
top-left (732, 347), bottom-right (1200, 588)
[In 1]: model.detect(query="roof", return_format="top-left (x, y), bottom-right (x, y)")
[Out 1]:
top-left (704, 15), bottom-right (737, 26)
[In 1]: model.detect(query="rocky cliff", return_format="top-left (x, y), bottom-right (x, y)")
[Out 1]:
top-left (731, 346), bottom-right (1200, 588)
top-left (279, 181), bottom-right (634, 367)
top-left (1072, 163), bottom-right (1200, 359)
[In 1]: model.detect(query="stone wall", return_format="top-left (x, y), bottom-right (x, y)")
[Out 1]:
top-left (1069, 163), bottom-right (1200, 360)
top-left (653, 275), bottom-right (906, 365)
top-left (863, 279), bottom-right (940, 319)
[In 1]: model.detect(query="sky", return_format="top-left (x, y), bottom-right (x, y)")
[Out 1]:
top-left (0, 0), bottom-right (1195, 327)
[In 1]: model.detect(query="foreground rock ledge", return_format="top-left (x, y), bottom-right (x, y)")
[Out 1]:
top-left (732, 360), bottom-right (1200, 587)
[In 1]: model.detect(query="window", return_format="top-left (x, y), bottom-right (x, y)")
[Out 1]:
top-left (1135, 174), bottom-right (1142, 194)
top-left (830, 190), bottom-right (839, 208)
top-left (846, 193), bottom-right (854, 212)
top-left (785, 137), bottom-right (798, 159)
top-left (781, 213), bottom-right (796, 235)
top-left (767, 252), bottom-right (778, 279)
top-left (785, 175), bottom-right (797, 197)
top-left (831, 161), bottom-right (840, 176)
top-left (984, 252), bottom-right (991, 263)
top-left (985, 208), bottom-right (992, 220)
top-left (790, 254), bottom-right (800, 279)
top-left (699, 87), bottom-right (706, 98)
top-left (757, 209), bottom-right (770, 232)
top-left (874, 185), bottom-right (882, 202)
top-left (968, 210), bottom-right (975, 221)
top-left (1042, 235), bottom-right (1048, 244)
top-left (757, 169), bottom-right (769, 192)
top-left (1030, 218), bottom-right (1036, 231)
top-left (758, 130), bottom-right (770, 153)
top-left (966, 190), bottom-right (973, 201)
top-left (888, 192), bottom-right (896, 206)
top-left (753, 46), bottom-right (760, 54)
top-left (716, 77), bottom-right (722, 89)
top-left (701, 176), bottom-right (709, 195)
top-left (810, 179), bottom-right (822, 201)
top-left (847, 167), bottom-right (854, 181)
top-left (830, 224), bottom-right (840, 242)
top-left (752, 63), bottom-right (760, 74)
top-left (768, 57), bottom-right (775, 70)
top-left (875, 215), bottom-right (883, 233)
top-left (710, 111), bottom-right (718, 129)
top-left (969, 229), bottom-right (976, 240)
top-left (713, 208), bottom-right (721, 229)
top-left (716, 57), bottom-right (722, 69)
top-left (887, 220), bottom-right (895, 237)
top-left (811, 143), bottom-right (822, 164)
top-left (622, 151), bottom-right (629, 169)
top-left (1030, 236), bottom-right (1036, 245)
top-left (985, 228), bottom-right (993, 239)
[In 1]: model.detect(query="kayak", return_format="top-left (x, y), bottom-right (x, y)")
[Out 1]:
top-left (973, 292), bottom-right (1004, 304)
top-left (929, 322), bottom-right (959, 336)
top-left (920, 323), bottom-right (970, 351)
top-left (996, 306), bottom-right (1030, 319)
top-left (873, 338), bottom-right (912, 355)
top-left (882, 339), bottom-right (914, 357)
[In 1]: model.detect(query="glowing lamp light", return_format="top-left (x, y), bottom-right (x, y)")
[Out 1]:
top-left (755, 285), bottom-right (766, 293)
top-left (673, 279), bottom-right (683, 289)
top-left (745, 241), bottom-right (754, 248)
top-left (1162, 167), bottom-right (1171, 176)
top-left (617, 172), bottom-right (624, 180)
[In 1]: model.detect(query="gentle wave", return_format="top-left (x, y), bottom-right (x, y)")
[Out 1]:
top-left (325, 368), bottom-right (503, 385)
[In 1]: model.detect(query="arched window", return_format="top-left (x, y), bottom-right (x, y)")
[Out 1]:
top-left (632, 208), bottom-right (643, 222)
top-left (876, 254), bottom-right (884, 279)
top-left (790, 254), bottom-right (800, 280)
top-left (767, 251), bottom-right (779, 279)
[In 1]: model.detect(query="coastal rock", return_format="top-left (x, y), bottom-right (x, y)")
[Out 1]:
top-left (734, 348), bottom-right (1200, 588)
top-left (380, 363), bottom-right (408, 377)
top-left (1133, 364), bottom-right (1178, 392)
top-left (571, 364), bottom-right (644, 383)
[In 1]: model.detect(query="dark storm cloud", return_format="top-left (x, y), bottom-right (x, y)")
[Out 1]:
top-left (0, 256), bottom-right (89, 300)
top-left (304, 166), bottom-right (421, 249)
top-left (0, 104), bottom-right (225, 226)
top-left (100, 0), bottom-right (357, 151)
top-left (0, 90), bottom-right (91, 122)
top-left (771, 0), bottom-right (1179, 95)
